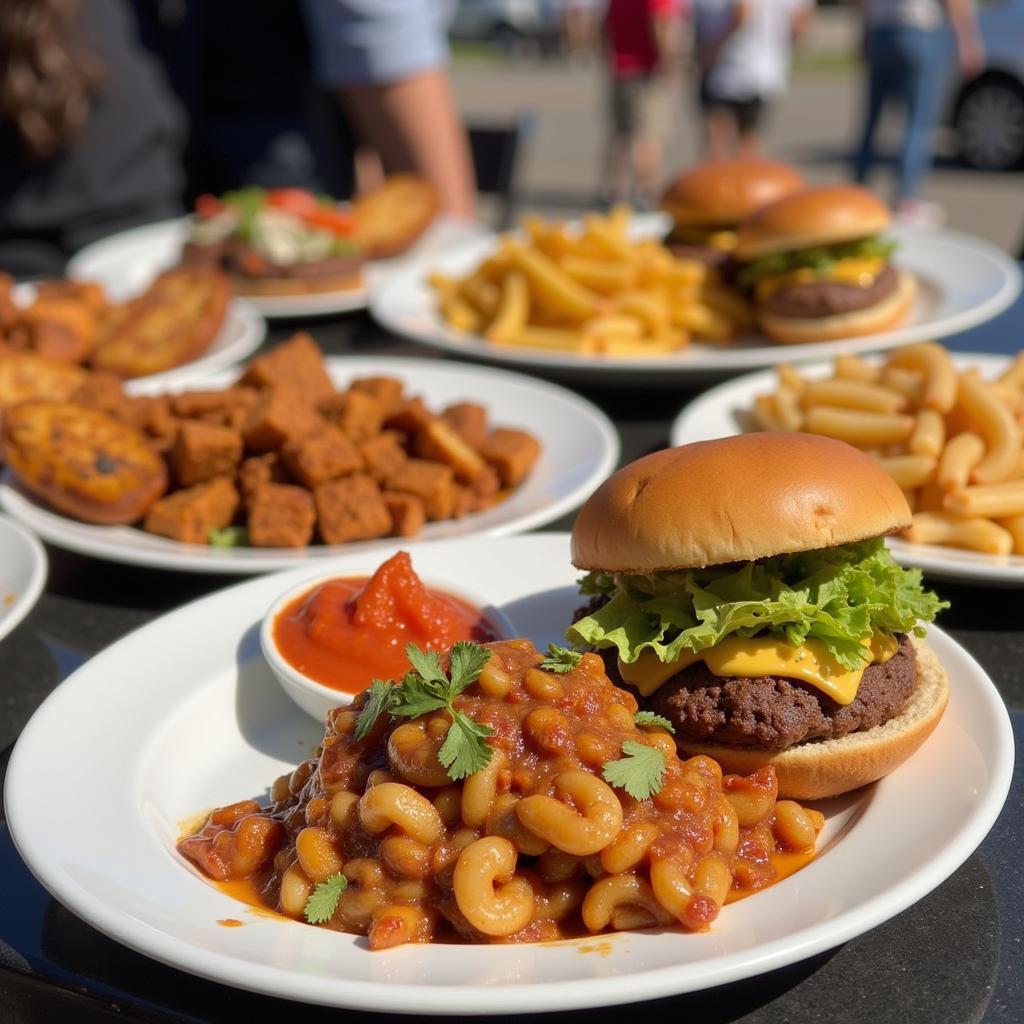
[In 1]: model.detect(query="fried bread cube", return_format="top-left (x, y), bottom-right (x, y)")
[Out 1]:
top-left (170, 420), bottom-right (244, 486)
top-left (386, 458), bottom-right (455, 520)
top-left (315, 473), bottom-right (392, 543)
top-left (480, 429), bottom-right (541, 487)
top-left (248, 483), bottom-right (316, 547)
top-left (281, 425), bottom-right (362, 487)
top-left (382, 491), bottom-right (427, 537)
top-left (143, 476), bottom-right (239, 544)
top-left (240, 332), bottom-right (334, 400)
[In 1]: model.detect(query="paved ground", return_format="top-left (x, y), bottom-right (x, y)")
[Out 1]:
top-left (451, 56), bottom-right (1024, 254)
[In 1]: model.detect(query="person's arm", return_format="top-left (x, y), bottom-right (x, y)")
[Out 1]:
top-left (945, 0), bottom-right (984, 78)
top-left (302, 0), bottom-right (476, 218)
top-left (698, 0), bottom-right (749, 69)
top-left (650, 1), bottom-right (684, 75)
top-left (790, 0), bottom-right (814, 45)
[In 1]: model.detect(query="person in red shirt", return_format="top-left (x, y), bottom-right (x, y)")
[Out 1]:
top-left (603, 0), bottom-right (683, 206)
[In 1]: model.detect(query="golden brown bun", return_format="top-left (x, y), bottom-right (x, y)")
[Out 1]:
top-left (230, 269), bottom-right (365, 296)
top-left (570, 433), bottom-right (911, 573)
top-left (661, 159), bottom-right (805, 228)
top-left (759, 270), bottom-right (916, 345)
top-left (676, 637), bottom-right (949, 799)
top-left (735, 184), bottom-right (892, 260)
top-left (352, 175), bottom-right (440, 258)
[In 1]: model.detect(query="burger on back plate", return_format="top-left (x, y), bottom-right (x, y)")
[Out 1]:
top-left (735, 184), bottom-right (915, 345)
top-left (659, 158), bottom-right (805, 274)
top-left (566, 433), bottom-right (949, 800)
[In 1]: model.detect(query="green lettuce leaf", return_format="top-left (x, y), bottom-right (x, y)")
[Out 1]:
top-left (566, 539), bottom-right (946, 672)
top-left (737, 236), bottom-right (897, 291)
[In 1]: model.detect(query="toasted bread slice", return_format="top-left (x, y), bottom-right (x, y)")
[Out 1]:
top-left (0, 352), bottom-right (88, 413)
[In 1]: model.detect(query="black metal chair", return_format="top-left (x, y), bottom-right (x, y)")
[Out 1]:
top-left (467, 110), bottom-right (537, 230)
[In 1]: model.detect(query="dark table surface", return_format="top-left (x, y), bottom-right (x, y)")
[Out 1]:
top-left (2, 296), bottom-right (1023, 1024)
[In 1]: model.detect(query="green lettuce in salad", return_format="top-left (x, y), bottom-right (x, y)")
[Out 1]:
top-left (566, 539), bottom-right (946, 672)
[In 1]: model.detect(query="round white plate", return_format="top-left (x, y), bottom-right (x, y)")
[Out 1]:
top-left (0, 514), bottom-right (47, 644)
top-left (670, 352), bottom-right (1024, 586)
top-left (370, 226), bottom-right (1021, 383)
top-left (0, 357), bottom-right (618, 573)
top-left (11, 282), bottom-right (265, 390)
top-left (4, 534), bottom-right (1013, 1014)
top-left (67, 215), bottom-right (490, 320)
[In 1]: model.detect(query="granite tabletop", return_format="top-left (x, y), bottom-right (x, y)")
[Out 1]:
top-left (1, 299), bottom-right (1022, 1024)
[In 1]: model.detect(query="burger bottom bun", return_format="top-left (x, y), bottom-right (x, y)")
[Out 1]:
top-left (675, 636), bottom-right (949, 800)
top-left (757, 270), bottom-right (916, 345)
top-left (230, 269), bottom-right (365, 296)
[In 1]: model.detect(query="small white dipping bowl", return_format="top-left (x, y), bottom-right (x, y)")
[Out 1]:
top-left (261, 569), bottom-right (517, 722)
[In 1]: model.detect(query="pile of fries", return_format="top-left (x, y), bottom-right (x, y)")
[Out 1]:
top-left (753, 342), bottom-right (1024, 556)
top-left (429, 209), bottom-right (753, 356)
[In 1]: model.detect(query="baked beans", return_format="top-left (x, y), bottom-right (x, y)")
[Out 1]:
top-left (178, 640), bottom-right (822, 947)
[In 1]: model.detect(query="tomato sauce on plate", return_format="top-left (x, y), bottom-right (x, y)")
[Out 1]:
top-left (273, 551), bottom-right (497, 695)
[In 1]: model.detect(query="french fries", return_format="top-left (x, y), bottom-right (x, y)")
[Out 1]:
top-left (430, 209), bottom-right (754, 355)
top-left (752, 345), bottom-right (1024, 557)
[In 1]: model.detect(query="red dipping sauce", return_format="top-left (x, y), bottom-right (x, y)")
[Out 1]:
top-left (273, 551), bottom-right (497, 695)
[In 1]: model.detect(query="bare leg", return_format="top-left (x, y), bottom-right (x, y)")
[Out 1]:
top-left (632, 136), bottom-right (661, 205)
top-left (604, 135), bottom-right (632, 202)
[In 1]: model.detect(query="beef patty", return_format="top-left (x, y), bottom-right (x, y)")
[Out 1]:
top-left (667, 243), bottom-right (737, 282)
top-left (761, 263), bottom-right (898, 319)
top-left (636, 633), bottom-right (917, 751)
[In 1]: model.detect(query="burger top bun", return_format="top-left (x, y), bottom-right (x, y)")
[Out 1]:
top-left (660, 159), bottom-right (805, 227)
top-left (734, 184), bottom-right (892, 261)
top-left (570, 433), bottom-right (911, 573)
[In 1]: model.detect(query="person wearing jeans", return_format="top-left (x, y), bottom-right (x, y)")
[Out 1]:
top-left (852, 0), bottom-right (984, 228)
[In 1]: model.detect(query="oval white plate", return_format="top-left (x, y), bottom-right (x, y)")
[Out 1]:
top-left (370, 226), bottom-right (1021, 383)
top-left (11, 281), bottom-right (265, 390)
top-left (0, 358), bottom-right (618, 573)
top-left (670, 352), bottom-right (1024, 586)
top-left (0, 514), bottom-right (47, 643)
top-left (67, 215), bottom-right (490, 320)
top-left (4, 534), bottom-right (1013, 1014)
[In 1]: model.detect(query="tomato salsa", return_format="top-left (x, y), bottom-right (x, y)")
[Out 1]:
top-left (273, 551), bottom-right (497, 695)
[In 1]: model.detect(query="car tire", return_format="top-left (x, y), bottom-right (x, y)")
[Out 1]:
top-left (955, 74), bottom-right (1024, 171)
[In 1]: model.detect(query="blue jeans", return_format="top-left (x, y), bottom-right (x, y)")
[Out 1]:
top-left (853, 26), bottom-right (945, 203)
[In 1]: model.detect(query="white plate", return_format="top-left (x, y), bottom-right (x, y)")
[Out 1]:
top-left (67, 215), bottom-right (490, 320)
top-left (11, 282), bottom-right (265, 390)
top-left (670, 352), bottom-right (1024, 586)
top-left (370, 226), bottom-right (1021, 383)
top-left (4, 534), bottom-right (1013, 1014)
top-left (0, 357), bottom-right (618, 573)
top-left (0, 514), bottom-right (47, 643)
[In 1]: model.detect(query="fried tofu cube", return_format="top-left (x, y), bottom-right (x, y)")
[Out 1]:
top-left (248, 483), bottom-right (316, 548)
top-left (384, 396), bottom-right (432, 435)
top-left (359, 430), bottom-right (408, 484)
top-left (170, 420), bottom-right (244, 486)
top-left (144, 477), bottom-right (239, 544)
top-left (71, 372), bottom-right (127, 416)
top-left (317, 389), bottom-right (386, 443)
top-left (171, 387), bottom-right (259, 429)
top-left (349, 375), bottom-right (404, 415)
top-left (386, 458), bottom-right (455, 520)
top-left (240, 332), bottom-right (334, 400)
top-left (451, 485), bottom-right (475, 519)
top-left (382, 491), bottom-right (427, 537)
top-left (442, 402), bottom-right (488, 450)
top-left (315, 473), bottom-right (392, 543)
top-left (414, 417), bottom-right (487, 483)
top-left (238, 452), bottom-right (292, 507)
top-left (242, 386), bottom-right (323, 453)
top-left (281, 425), bottom-right (361, 487)
top-left (481, 429), bottom-right (541, 487)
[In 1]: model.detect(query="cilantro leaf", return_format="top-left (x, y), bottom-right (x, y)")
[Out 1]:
top-left (353, 679), bottom-right (396, 741)
top-left (438, 709), bottom-right (495, 780)
top-left (404, 644), bottom-right (447, 686)
top-left (634, 710), bottom-right (675, 734)
top-left (602, 740), bottom-right (666, 800)
top-left (540, 644), bottom-right (583, 674)
top-left (208, 526), bottom-right (249, 548)
top-left (448, 641), bottom-right (492, 695)
top-left (390, 672), bottom-right (448, 718)
top-left (304, 872), bottom-right (347, 924)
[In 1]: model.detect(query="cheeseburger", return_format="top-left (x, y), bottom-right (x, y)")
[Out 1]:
top-left (735, 184), bottom-right (915, 345)
top-left (660, 158), bottom-right (805, 272)
top-left (567, 434), bottom-right (948, 799)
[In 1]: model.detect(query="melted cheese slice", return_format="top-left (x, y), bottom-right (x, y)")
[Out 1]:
top-left (618, 631), bottom-right (899, 705)
top-left (672, 226), bottom-right (739, 251)
top-left (755, 257), bottom-right (885, 302)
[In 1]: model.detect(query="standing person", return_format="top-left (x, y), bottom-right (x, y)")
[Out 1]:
top-left (603, 0), bottom-right (684, 208)
top-left (693, 0), bottom-right (813, 161)
top-left (852, 0), bottom-right (984, 228)
top-left (302, 0), bottom-right (476, 219)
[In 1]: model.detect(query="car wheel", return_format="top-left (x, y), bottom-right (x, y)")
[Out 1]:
top-left (955, 75), bottom-right (1024, 170)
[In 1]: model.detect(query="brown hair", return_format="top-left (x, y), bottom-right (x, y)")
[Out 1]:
top-left (0, 0), bottom-right (103, 160)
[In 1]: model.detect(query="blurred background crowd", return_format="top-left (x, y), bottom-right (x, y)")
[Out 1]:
top-left (1, 0), bottom-right (1021, 278)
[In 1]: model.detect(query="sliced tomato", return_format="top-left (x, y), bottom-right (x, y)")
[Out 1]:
top-left (302, 205), bottom-right (356, 236)
top-left (194, 193), bottom-right (224, 219)
top-left (265, 188), bottom-right (320, 216)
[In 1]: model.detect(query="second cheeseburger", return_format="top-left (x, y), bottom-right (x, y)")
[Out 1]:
top-left (735, 184), bottom-right (916, 345)
top-left (566, 433), bottom-right (948, 799)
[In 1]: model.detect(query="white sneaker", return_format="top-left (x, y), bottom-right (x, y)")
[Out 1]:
top-left (895, 199), bottom-right (946, 230)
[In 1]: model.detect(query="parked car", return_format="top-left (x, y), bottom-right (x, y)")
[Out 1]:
top-left (449, 0), bottom-right (562, 53)
top-left (947, 0), bottom-right (1024, 170)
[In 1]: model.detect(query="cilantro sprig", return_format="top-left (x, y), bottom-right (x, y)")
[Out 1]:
top-left (540, 644), bottom-right (582, 674)
top-left (602, 740), bottom-right (666, 800)
top-left (633, 711), bottom-right (675, 733)
top-left (353, 642), bottom-right (494, 780)
top-left (304, 872), bottom-right (347, 924)
top-left (208, 525), bottom-right (249, 548)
